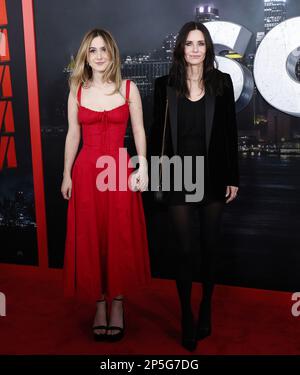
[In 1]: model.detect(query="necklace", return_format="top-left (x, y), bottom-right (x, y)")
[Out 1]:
top-left (187, 78), bottom-right (204, 94)
top-left (187, 72), bottom-right (203, 81)
top-left (187, 86), bottom-right (205, 101)
top-left (187, 77), bottom-right (203, 82)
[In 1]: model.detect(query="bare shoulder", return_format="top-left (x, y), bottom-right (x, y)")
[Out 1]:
top-left (69, 83), bottom-right (80, 102)
top-left (122, 79), bottom-right (137, 90)
top-left (120, 79), bottom-right (140, 103)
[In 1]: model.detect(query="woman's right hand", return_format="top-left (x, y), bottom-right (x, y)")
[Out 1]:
top-left (61, 175), bottom-right (72, 200)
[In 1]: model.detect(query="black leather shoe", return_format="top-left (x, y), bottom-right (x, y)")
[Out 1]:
top-left (196, 301), bottom-right (212, 341)
top-left (181, 313), bottom-right (197, 352)
top-left (181, 336), bottom-right (197, 352)
top-left (196, 326), bottom-right (211, 340)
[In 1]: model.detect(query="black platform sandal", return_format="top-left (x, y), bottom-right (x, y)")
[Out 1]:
top-left (107, 297), bottom-right (125, 342)
top-left (93, 299), bottom-right (108, 341)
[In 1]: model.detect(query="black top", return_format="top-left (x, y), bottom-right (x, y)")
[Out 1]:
top-left (168, 94), bottom-right (208, 205)
top-left (178, 95), bottom-right (206, 157)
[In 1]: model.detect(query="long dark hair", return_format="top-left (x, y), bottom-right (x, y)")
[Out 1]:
top-left (169, 21), bottom-right (219, 96)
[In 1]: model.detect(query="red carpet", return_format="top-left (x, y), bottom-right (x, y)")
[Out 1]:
top-left (0, 266), bottom-right (299, 355)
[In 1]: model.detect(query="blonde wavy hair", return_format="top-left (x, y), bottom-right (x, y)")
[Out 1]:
top-left (69, 28), bottom-right (122, 97)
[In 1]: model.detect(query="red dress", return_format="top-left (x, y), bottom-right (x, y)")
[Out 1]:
top-left (63, 80), bottom-right (151, 302)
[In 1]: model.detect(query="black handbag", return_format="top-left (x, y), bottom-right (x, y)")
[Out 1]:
top-left (153, 98), bottom-right (169, 203)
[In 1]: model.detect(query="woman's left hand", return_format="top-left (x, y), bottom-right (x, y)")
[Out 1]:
top-left (131, 166), bottom-right (149, 192)
top-left (225, 186), bottom-right (239, 203)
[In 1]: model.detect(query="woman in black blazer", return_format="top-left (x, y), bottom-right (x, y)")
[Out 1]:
top-left (149, 21), bottom-right (239, 351)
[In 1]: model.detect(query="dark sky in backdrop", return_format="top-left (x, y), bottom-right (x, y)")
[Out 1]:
top-left (35, 0), bottom-right (300, 56)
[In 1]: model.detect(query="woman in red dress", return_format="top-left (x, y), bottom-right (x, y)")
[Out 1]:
top-left (61, 29), bottom-right (151, 342)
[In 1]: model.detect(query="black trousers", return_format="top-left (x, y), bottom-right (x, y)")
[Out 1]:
top-left (168, 199), bottom-right (225, 318)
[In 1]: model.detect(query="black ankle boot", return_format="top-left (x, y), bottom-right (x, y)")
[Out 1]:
top-left (196, 300), bottom-right (212, 341)
top-left (181, 313), bottom-right (197, 352)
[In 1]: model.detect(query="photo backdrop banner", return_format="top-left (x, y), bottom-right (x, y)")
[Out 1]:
top-left (2, 0), bottom-right (300, 292)
top-left (0, 0), bottom-right (38, 265)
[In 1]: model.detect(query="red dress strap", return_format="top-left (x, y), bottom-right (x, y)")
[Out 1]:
top-left (125, 79), bottom-right (130, 102)
top-left (77, 84), bottom-right (82, 105)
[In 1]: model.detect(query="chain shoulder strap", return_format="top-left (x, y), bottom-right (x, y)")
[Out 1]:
top-left (159, 98), bottom-right (169, 184)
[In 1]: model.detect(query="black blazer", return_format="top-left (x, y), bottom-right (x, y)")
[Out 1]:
top-left (148, 69), bottom-right (239, 199)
